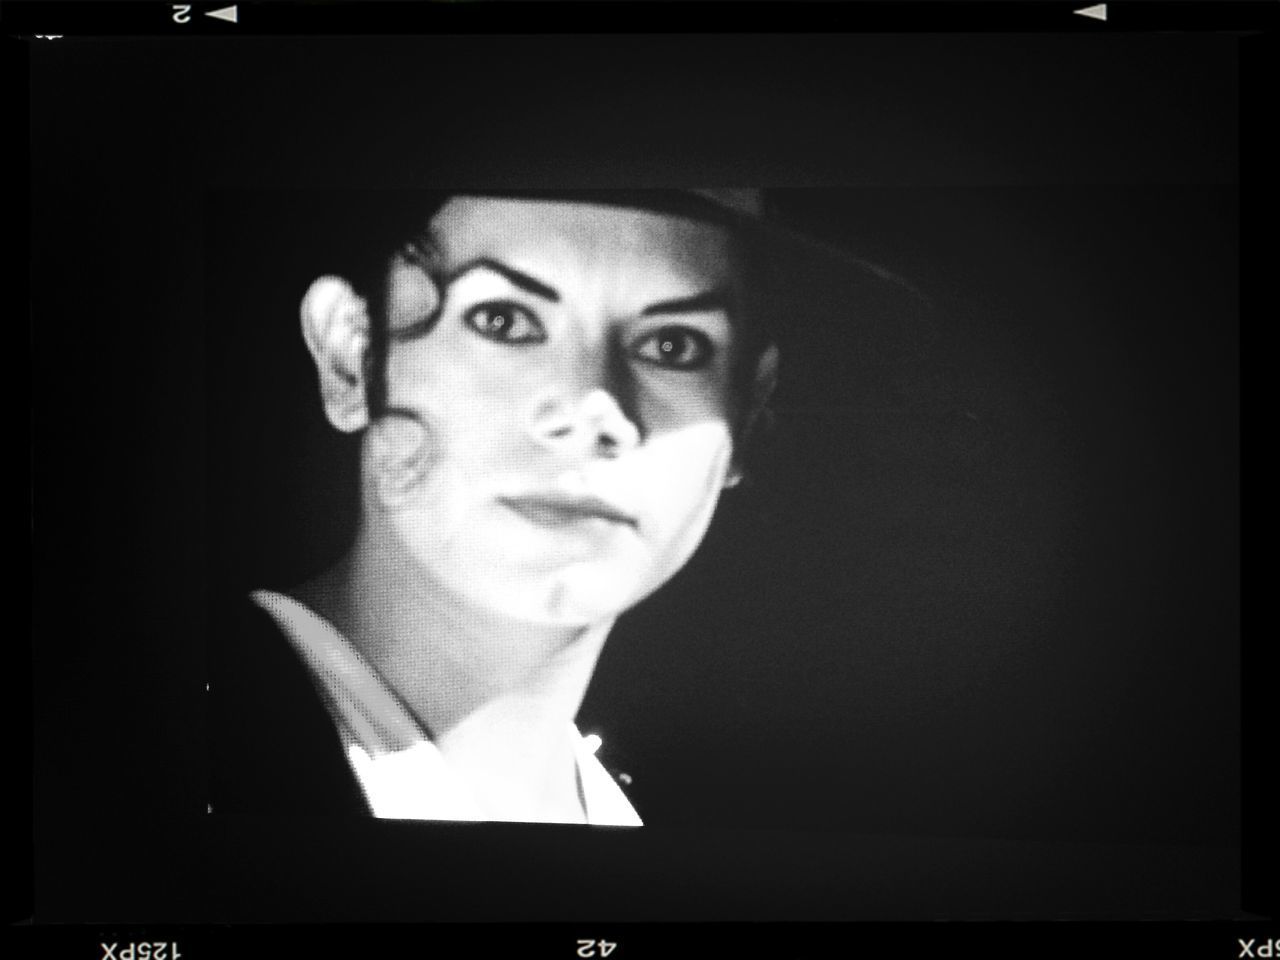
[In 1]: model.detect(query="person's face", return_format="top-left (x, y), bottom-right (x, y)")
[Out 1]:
top-left (371, 196), bottom-right (746, 627)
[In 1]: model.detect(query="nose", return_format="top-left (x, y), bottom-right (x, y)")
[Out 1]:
top-left (528, 357), bottom-right (642, 458)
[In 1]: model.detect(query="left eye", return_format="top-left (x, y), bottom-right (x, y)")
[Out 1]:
top-left (463, 301), bottom-right (545, 344)
top-left (634, 327), bottom-right (714, 370)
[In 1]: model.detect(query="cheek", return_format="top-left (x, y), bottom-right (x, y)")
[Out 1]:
top-left (385, 346), bottom-right (527, 465)
top-left (639, 363), bottom-right (737, 423)
top-left (640, 421), bottom-right (734, 548)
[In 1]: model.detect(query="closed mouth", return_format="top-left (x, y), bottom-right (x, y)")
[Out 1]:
top-left (499, 494), bottom-right (638, 528)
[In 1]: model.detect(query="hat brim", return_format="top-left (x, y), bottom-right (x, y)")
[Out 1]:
top-left (711, 197), bottom-right (937, 369)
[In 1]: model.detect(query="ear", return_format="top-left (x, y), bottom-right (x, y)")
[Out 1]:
top-left (750, 342), bottom-right (780, 412)
top-left (300, 276), bottom-right (371, 433)
top-left (725, 342), bottom-right (780, 489)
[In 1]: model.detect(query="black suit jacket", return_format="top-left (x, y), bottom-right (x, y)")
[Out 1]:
top-left (207, 594), bottom-right (646, 820)
top-left (208, 596), bottom-right (371, 816)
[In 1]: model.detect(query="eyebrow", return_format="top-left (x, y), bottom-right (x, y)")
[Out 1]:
top-left (444, 258), bottom-right (561, 303)
top-left (640, 290), bottom-right (729, 317)
top-left (443, 257), bottom-right (729, 318)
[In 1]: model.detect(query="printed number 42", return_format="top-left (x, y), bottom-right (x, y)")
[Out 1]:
top-left (576, 941), bottom-right (617, 958)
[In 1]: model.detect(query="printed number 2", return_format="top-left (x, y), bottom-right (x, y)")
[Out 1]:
top-left (576, 941), bottom-right (617, 958)
top-left (172, 5), bottom-right (191, 23)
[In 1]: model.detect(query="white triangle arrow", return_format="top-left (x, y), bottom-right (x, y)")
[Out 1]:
top-left (1074, 4), bottom-right (1107, 20)
top-left (207, 5), bottom-right (238, 23)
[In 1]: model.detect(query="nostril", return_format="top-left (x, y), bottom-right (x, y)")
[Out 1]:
top-left (531, 388), bottom-right (642, 451)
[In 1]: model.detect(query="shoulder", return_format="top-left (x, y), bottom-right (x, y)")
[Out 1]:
top-left (208, 592), bottom-right (369, 816)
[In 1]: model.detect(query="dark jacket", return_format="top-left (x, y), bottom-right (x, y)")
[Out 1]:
top-left (208, 596), bottom-right (371, 815)
top-left (208, 594), bottom-right (644, 820)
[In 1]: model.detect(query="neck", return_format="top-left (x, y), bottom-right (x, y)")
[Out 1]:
top-left (291, 517), bottom-right (614, 821)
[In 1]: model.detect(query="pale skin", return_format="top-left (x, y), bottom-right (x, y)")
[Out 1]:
top-left (295, 197), bottom-right (778, 823)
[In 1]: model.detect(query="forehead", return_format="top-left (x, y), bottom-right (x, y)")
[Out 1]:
top-left (427, 196), bottom-right (737, 288)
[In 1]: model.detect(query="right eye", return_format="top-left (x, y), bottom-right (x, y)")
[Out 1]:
top-left (463, 301), bottom-right (545, 344)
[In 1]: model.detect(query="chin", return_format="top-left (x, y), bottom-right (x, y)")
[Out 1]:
top-left (509, 567), bottom-right (656, 627)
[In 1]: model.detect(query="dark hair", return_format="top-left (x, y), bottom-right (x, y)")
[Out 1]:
top-left (359, 195), bottom-right (452, 424)
top-left (343, 191), bottom-right (778, 477)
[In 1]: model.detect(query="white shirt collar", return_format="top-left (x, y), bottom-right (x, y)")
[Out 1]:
top-left (249, 589), bottom-right (643, 826)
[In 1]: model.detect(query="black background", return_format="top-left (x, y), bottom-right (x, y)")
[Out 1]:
top-left (28, 28), bottom-right (1255, 921)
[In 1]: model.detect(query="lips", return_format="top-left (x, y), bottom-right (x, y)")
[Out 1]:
top-left (499, 493), bottom-right (638, 528)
